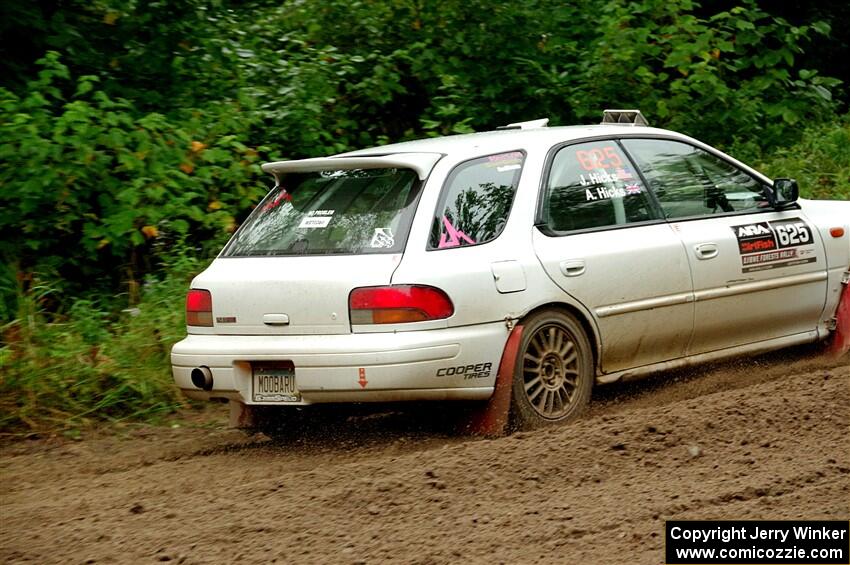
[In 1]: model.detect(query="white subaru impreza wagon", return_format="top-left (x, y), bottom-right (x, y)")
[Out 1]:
top-left (171, 110), bottom-right (850, 431)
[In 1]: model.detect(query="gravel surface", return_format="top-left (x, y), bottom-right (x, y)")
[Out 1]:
top-left (1, 346), bottom-right (848, 564)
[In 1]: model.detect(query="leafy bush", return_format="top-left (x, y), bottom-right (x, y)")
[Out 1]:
top-left (754, 116), bottom-right (850, 200)
top-left (0, 246), bottom-right (207, 434)
top-left (231, 0), bottom-right (840, 149)
top-left (567, 1), bottom-right (840, 146)
top-left (0, 52), bottom-right (272, 315)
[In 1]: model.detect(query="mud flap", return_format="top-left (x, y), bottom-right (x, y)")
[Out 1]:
top-left (229, 400), bottom-right (257, 429)
top-left (459, 324), bottom-right (524, 437)
top-left (828, 278), bottom-right (850, 358)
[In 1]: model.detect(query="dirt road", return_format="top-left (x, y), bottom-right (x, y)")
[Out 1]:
top-left (2, 345), bottom-right (848, 564)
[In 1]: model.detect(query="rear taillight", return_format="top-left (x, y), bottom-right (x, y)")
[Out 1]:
top-left (349, 285), bottom-right (454, 325)
top-left (186, 289), bottom-right (213, 327)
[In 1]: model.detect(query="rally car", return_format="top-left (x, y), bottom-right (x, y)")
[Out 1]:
top-left (171, 110), bottom-right (850, 432)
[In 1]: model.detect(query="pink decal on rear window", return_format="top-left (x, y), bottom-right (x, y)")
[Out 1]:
top-left (263, 190), bottom-right (292, 211)
top-left (487, 151), bottom-right (524, 162)
top-left (438, 216), bottom-right (476, 248)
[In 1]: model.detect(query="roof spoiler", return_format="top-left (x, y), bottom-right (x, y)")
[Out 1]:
top-left (261, 152), bottom-right (443, 182)
top-left (601, 109), bottom-right (649, 126)
top-left (497, 118), bottom-right (549, 130)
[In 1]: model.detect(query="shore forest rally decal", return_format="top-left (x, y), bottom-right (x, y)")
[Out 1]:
top-left (731, 217), bottom-right (817, 273)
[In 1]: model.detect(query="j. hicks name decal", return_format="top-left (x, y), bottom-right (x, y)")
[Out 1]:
top-left (731, 218), bottom-right (817, 273)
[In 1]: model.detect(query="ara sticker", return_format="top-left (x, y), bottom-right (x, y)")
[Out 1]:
top-left (438, 216), bottom-right (476, 248)
top-left (370, 228), bottom-right (395, 248)
top-left (731, 217), bottom-right (816, 272)
top-left (497, 164), bottom-right (522, 172)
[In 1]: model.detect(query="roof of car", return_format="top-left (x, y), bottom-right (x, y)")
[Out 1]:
top-left (340, 125), bottom-right (687, 158)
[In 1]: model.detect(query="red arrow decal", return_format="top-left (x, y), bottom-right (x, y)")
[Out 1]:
top-left (358, 368), bottom-right (368, 389)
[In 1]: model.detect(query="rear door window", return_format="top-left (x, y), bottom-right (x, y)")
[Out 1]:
top-left (223, 168), bottom-right (422, 256)
top-left (620, 139), bottom-right (767, 219)
top-left (541, 141), bottom-right (659, 233)
top-left (428, 151), bottom-right (525, 249)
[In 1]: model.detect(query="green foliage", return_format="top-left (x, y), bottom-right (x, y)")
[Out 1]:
top-left (0, 52), bottom-right (271, 312)
top-left (557, 1), bottom-right (840, 147)
top-left (0, 246), bottom-right (207, 434)
top-left (216, 0), bottom-right (840, 150)
top-left (754, 116), bottom-right (850, 200)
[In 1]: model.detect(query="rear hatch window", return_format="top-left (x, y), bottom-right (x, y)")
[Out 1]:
top-left (223, 168), bottom-right (422, 257)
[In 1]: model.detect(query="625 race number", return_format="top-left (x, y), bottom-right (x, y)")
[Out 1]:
top-left (576, 146), bottom-right (623, 170)
top-left (773, 221), bottom-right (812, 248)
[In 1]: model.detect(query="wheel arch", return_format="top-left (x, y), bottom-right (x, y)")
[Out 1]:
top-left (519, 301), bottom-right (602, 375)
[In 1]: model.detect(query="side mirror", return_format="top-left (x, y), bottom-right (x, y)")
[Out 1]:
top-left (771, 178), bottom-right (799, 208)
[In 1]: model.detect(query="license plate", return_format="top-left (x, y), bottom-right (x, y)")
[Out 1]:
top-left (252, 364), bottom-right (300, 402)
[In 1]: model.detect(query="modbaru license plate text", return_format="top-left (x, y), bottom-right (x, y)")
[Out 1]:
top-left (252, 365), bottom-right (299, 402)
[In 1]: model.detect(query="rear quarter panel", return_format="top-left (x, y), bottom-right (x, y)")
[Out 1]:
top-left (389, 140), bottom-right (605, 377)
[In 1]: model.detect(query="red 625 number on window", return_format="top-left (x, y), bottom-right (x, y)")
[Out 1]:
top-left (576, 146), bottom-right (623, 171)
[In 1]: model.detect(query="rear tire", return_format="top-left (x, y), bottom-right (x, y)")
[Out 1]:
top-left (510, 310), bottom-right (594, 430)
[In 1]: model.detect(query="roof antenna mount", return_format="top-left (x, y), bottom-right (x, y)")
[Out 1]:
top-left (601, 109), bottom-right (649, 126)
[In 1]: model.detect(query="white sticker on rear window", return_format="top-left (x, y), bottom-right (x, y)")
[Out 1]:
top-left (298, 216), bottom-right (332, 229)
top-left (370, 228), bottom-right (394, 248)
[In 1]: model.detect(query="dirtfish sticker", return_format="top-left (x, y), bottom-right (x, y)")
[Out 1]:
top-left (731, 217), bottom-right (816, 272)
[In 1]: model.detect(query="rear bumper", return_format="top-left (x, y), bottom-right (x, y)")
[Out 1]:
top-left (171, 322), bottom-right (508, 404)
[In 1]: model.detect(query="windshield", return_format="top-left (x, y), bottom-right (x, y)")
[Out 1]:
top-left (223, 168), bottom-right (422, 257)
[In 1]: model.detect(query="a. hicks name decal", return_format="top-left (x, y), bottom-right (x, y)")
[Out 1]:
top-left (731, 218), bottom-right (817, 273)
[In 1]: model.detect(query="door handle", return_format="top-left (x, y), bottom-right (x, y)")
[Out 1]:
top-left (559, 259), bottom-right (586, 277)
top-left (263, 313), bottom-right (290, 325)
top-left (694, 243), bottom-right (719, 260)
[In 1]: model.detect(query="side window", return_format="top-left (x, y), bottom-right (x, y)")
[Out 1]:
top-left (621, 139), bottom-right (767, 219)
top-left (428, 151), bottom-right (524, 249)
top-left (542, 141), bottom-right (657, 233)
